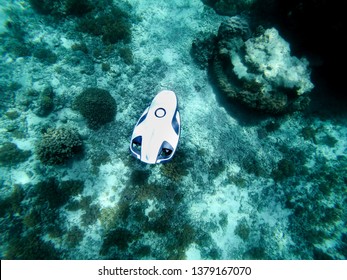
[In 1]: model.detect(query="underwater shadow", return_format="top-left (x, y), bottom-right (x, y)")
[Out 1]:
top-left (206, 65), bottom-right (276, 126)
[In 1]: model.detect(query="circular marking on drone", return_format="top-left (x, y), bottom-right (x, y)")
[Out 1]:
top-left (155, 108), bottom-right (166, 118)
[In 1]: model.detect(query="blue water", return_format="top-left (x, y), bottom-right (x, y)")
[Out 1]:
top-left (0, 0), bottom-right (346, 260)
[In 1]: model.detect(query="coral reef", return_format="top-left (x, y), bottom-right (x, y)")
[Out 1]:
top-left (129, 169), bottom-right (150, 186)
top-left (0, 177), bottom-right (84, 259)
top-left (90, 150), bottom-right (111, 174)
top-left (210, 18), bottom-right (313, 113)
top-left (76, 5), bottom-right (132, 45)
top-left (65, 226), bottom-right (84, 248)
top-left (234, 218), bottom-right (251, 241)
top-left (34, 86), bottom-right (55, 117)
top-left (6, 231), bottom-right (61, 260)
top-left (160, 151), bottom-right (190, 182)
top-left (264, 0), bottom-right (347, 97)
top-left (36, 178), bottom-right (84, 209)
top-left (0, 185), bottom-right (24, 217)
top-left (36, 127), bottom-right (83, 165)
top-left (203, 0), bottom-right (347, 99)
top-left (29, 0), bottom-right (92, 17)
top-left (282, 153), bottom-right (346, 259)
top-left (243, 28), bottom-right (313, 95)
top-left (97, 178), bottom-right (196, 259)
top-left (29, 0), bottom-right (57, 15)
top-left (81, 203), bottom-right (101, 227)
top-left (5, 110), bottom-right (20, 120)
top-left (191, 33), bottom-right (217, 69)
top-left (32, 46), bottom-right (58, 64)
top-left (118, 47), bottom-right (134, 65)
top-left (73, 88), bottom-right (117, 130)
top-left (28, 0), bottom-right (132, 52)
top-left (0, 15), bottom-right (32, 58)
top-left (100, 227), bottom-right (137, 256)
top-left (0, 142), bottom-right (31, 166)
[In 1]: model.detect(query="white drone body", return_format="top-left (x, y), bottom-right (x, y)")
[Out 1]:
top-left (130, 90), bottom-right (181, 164)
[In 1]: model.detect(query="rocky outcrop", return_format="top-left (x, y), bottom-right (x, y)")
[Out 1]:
top-left (211, 17), bottom-right (313, 113)
top-left (191, 33), bottom-right (217, 69)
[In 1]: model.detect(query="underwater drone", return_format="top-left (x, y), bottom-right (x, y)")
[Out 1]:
top-left (130, 90), bottom-right (181, 164)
